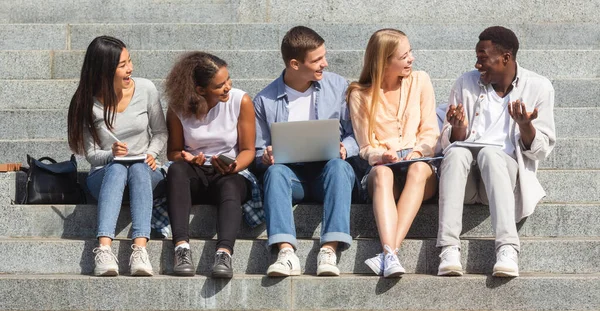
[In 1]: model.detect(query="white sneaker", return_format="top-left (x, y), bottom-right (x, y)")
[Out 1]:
top-left (93, 245), bottom-right (119, 276)
top-left (383, 245), bottom-right (405, 278)
top-left (492, 245), bottom-right (519, 277)
top-left (438, 245), bottom-right (463, 276)
top-left (130, 245), bottom-right (153, 276)
top-left (317, 247), bottom-right (340, 276)
top-left (364, 253), bottom-right (384, 276)
top-left (267, 248), bottom-right (301, 277)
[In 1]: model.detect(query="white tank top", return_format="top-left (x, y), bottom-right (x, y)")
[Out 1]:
top-left (177, 88), bottom-right (245, 165)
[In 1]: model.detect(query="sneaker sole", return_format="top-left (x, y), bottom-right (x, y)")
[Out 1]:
top-left (384, 270), bottom-right (405, 278)
top-left (364, 259), bottom-right (383, 276)
top-left (131, 269), bottom-right (154, 276)
top-left (94, 269), bottom-right (118, 277)
top-left (267, 268), bottom-right (301, 277)
top-left (173, 271), bottom-right (195, 277)
top-left (438, 269), bottom-right (464, 276)
top-left (317, 266), bottom-right (340, 276)
top-left (492, 270), bottom-right (519, 277)
top-left (212, 270), bottom-right (233, 279)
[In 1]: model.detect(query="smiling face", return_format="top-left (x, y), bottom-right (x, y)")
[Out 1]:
top-left (197, 66), bottom-right (232, 104)
top-left (294, 44), bottom-right (328, 82)
top-left (475, 40), bottom-right (509, 85)
top-left (113, 48), bottom-right (133, 92)
top-left (385, 38), bottom-right (414, 78)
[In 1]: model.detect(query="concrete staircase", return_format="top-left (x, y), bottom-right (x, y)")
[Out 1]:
top-left (1, 0), bottom-right (599, 310)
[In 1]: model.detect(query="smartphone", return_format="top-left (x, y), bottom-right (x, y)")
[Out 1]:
top-left (217, 154), bottom-right (236, 165)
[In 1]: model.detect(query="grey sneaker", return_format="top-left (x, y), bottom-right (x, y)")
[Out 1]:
top-left (364, 253), bottom-right (384, 276)
top-left (317, 247), bottom-right (340, 276)
top-left (492, 245), bottom-right (519, 277)
top-left (93, 245), bottom-right (119, 276)
top-left (267, 248), bottom-right (301, 277)
top-left (173, 247), bottom-right (195, 276)
top-left (130, 245), bottom-right (153, 276)
top-left (212, 251), bottom-right (233, 278)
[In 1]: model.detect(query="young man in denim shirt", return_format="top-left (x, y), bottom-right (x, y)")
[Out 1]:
top-left (253, 26), bottom-right (358, 277)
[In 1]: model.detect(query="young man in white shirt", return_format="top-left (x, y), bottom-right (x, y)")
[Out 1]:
top-left (436, 26), bottom-right (556, 277)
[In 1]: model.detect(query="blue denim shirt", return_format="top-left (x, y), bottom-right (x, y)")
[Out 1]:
top-left (253, 71), bottom-right (359, 171)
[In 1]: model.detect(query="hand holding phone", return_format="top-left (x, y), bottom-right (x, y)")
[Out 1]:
top-left (217, 154), bottom-right (236, 166)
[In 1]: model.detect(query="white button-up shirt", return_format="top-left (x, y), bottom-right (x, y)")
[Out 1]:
top-left (440, 64), bottom-right (556, 221)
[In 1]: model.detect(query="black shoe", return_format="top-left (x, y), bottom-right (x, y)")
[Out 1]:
top-left (211, 251), bottom-right (233, 278)
top-left (173, 247), bottom-right (195, 276)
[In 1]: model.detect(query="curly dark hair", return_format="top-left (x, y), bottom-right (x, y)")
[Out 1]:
top-left (479, 26), bottom-right (519, 59)
top-left (165, 51), bottom-right (227, 118)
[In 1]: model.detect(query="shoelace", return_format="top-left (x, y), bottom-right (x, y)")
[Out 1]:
top-left (319, 248), bottom-right (336, 265)
top-left (93, 247), bottom-right (118, 264)
top-left (440, 246), bottom-right (459, 260)
top-left (176, 248), bottom-right (192, 265)
top-left (130, 245), bottom-right (148, 263)
top-left (274, 248), bottom-right (294, 267)
top-left (215, 252), bottom-right (231, 268)
top-left (498, 247), bottom-right (516, 261)
top-left (383, 245), bottom-right (400, 263)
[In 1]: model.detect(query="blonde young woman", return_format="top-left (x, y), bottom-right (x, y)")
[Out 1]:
top-left (347, 29), bottom-right (439, 277)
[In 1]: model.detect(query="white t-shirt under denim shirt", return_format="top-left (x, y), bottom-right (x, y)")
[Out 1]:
top-left (83, 77), bottom-right (168, 171)
top-left (285, 84), bottom-right (316, 121)
top-left (177, 88), bottom-right (245, 165)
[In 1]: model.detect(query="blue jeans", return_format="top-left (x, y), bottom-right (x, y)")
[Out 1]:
top-left (262, 158), bottom-right (355, 249)
top-left (87, 161), bottom-right (162, 240)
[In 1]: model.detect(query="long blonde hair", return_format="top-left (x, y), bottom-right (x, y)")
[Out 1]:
top-left (347, 29), bottom-right (407, 147)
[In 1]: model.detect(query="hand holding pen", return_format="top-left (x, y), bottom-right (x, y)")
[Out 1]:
top-left (101, 127), bottom-right (128, 157)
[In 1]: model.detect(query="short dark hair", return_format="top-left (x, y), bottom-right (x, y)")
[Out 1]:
top-left (281, 26), bottom-right (325, 66)
top-left (479, 26), bottom-right (519, 59)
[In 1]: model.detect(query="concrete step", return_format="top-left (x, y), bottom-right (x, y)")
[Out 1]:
top-left (3, 78), bottom-right (598, 110)
top-left (2, 203), bottom-right (599, 240)
top-left (3, 23), bottom-right (598, 51)
top-left (2, 0), bottom-right (599, 24)
top-left (1, 138), bottom-right (596, 171)
top-left (1, 274), bottom-right (599, 311)
top-left (1, 237), bottom-right (599, 275)
top-left (2, 107), bottom-right (595, 140)
top-left (2, 50), bottom-right (599, 80)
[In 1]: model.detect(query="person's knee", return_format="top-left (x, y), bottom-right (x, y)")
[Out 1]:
top-left (406, 162), bottom-right (432, 183)
top-left (476, 147), bottom-right (503, 164)
top-left (324, 158), bottom-right (354, 179)
top-left (368, 165), bottom-right (394, 187)
top-left (264, 164), bottom-right (290, 182)
top-left (166, 161), bottom-right (189, 181)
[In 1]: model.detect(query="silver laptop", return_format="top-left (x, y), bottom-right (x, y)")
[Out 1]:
top-left (271, 119), bottom-right (340, 164)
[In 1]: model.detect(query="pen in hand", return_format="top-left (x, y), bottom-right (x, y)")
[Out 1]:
top-left (101, 127), bottom-right (128, 155)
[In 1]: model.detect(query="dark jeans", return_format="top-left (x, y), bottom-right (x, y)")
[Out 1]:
top-left (167, 161), bottom-right (249, 254)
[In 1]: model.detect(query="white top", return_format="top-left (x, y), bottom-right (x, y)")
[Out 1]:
top-left (474, 87), bottom-right (515, 157)
top-left (285, 84), bottom-right (316, 122)
top-left (441, 64), bottom-right (556, 221)
top-left (177, 88), bottom-right (245, 165)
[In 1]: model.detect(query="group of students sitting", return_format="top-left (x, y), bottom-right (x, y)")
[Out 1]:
top-left (65, 25), bottom-right (556, 279)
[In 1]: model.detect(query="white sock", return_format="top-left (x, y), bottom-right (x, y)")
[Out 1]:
top-left (175, 243), bottom-right (190, 251)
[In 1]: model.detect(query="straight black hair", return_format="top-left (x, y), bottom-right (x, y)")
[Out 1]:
top-left (67, 35), bottom-right (126, 154)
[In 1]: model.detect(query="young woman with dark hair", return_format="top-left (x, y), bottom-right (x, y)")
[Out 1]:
top-left (164, 52), bottom-right (255, 278)
top-left (67, 35), bottom-right (168, 276)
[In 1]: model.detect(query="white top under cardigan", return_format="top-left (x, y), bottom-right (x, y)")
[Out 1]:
top-left (440, 64), bottom-right (556, 221)
top-left (177, 88), bottom-right (245, 165)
